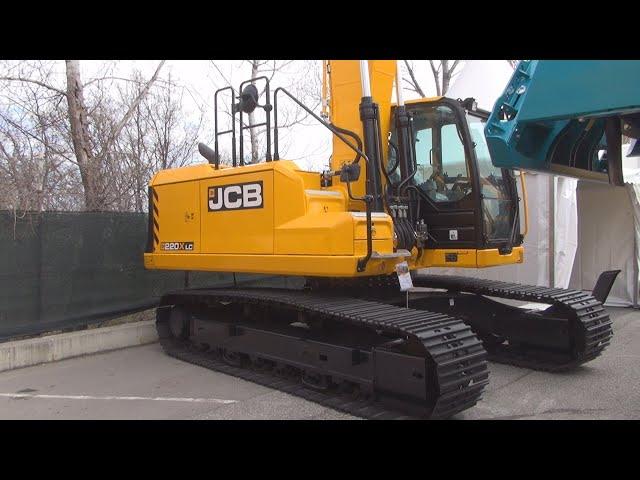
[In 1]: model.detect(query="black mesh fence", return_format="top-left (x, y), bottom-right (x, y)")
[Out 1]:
top-left (0, 211), bottom-right (295, 341)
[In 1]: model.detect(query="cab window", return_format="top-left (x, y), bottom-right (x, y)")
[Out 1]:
top-left (411, 104), bottom-right (471, 203)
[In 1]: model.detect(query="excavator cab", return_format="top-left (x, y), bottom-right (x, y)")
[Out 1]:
top-left (389, 97), bottom-right (522, 259)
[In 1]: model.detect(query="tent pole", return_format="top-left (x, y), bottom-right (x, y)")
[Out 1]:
top-left (549, 176), bottom-right (556, 288)
top-left (634, 224), bottom-right (639, 307)
top-left (632, 184), bottom-right (640, 308)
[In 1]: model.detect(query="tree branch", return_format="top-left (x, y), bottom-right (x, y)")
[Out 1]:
top-left (0, 76), bottom-right (67, 97)
top-left (210, 61), bottom-right (233, 87)
top-left (428, 60), bottom-right (441, 96)
top-left (97, 60), bottom-right (165, 160)
top-left (403, 60), bottom-right (426, 98)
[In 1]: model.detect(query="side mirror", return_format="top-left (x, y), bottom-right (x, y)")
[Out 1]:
top-left (461, 97), bottom-right (478, 112)
top-left (234, 84), bottom-right (260, 114)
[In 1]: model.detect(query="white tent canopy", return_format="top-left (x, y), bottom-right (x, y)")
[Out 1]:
top-left (446, 60), bottom-right (515, 111)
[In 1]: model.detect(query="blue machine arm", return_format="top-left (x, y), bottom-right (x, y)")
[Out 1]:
top-left (485, 60), bottom-right (640, 186)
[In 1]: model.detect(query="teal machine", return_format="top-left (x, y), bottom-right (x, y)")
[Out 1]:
top-left (485, 60), bottom-right (640, 185)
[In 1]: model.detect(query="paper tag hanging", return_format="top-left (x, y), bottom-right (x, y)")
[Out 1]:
top-left (395, 261), bottom-right (413, 292)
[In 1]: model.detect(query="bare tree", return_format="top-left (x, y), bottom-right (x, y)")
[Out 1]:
top-left (113, 70), bottom-right (203, 212)
top-left (403, 60), bottom-right (426, 97)
top-left (0, 61), bottom-right (80, 212)
top-left (65, 60), bottom-right (165, 210)
top-left (1, 60), bottom-right (165, 211)
top-left (403, 60), bottom-right (464, 97)
top-left (0, 60), bottom-right (210, 213)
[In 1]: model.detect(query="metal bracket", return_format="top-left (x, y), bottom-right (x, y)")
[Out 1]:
top-left (371, 249), bottom-right (411, 259)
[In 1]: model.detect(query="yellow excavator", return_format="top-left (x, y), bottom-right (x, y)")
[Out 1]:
top-left (143, 60), bottom-right (616, 419)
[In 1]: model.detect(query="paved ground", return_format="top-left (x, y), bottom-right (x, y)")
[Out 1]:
top-left (0, 307), bottom-right (638, 420)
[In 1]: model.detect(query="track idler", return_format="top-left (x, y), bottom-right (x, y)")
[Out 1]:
top-left (411, 273), bottom-right (618, 371)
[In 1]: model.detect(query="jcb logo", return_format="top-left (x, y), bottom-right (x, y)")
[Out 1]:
top-left (208, 181), bottom-right (263, 212)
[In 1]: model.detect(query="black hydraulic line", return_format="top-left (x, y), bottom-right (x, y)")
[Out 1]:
top-left (405, 185), bottom-right (439, 245)
top-left (389, 106), bottom-right (419, 251)
top-left (273, 87), bottom-right (365, 165)
top-left (359, 97), bottom-right (385, 212)
top-left (397, 111), bottom-right (418, 196)
top-left (374, 106), bottom-right (396, 200)
top-left (394, 214), bottom-right (404, 249)
top-left (375, 106), bottom-right (413, 234)
top-left (345, 180), bottom-right (374, 272)
top-left (387, 140), bottom-right (400, 176)
top-left (376, 133), bottom-right (407, 247)
top-left (331, 124), bottom-right (364, 165)
top-left (359, 208), bottom-right (373, 272)
top-left (412, 187), bottom-right (420, 223)
top-left (394, 105), bottom-right (414, 194)
top-left (401, 218), bottom-right (415, 251)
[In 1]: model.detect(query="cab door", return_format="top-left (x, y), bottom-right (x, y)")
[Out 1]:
top-left (407, 99), bottom-right (481, 250)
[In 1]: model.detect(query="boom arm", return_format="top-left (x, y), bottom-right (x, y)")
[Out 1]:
top-left (485, 60), bottom-right (640, 186)
top-left (326, 60), bottom-right (397, 208)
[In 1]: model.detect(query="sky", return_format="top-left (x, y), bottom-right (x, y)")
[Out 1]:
top-left (80, 60), bottom-right (515, 171)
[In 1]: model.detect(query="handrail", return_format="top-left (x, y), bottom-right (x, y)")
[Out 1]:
top-left (213, 86), bottom-right (236, 168)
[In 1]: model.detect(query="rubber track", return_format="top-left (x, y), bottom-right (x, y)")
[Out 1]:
top-left (157, 288), bottom-right (489, 420)
top-left (412, 274), bottom-right (613, 371)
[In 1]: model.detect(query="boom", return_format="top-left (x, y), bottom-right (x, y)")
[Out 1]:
top-left (485, 60), bottom-right (640, 185)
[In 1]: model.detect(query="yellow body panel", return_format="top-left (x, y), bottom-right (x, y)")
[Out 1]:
top-left (145, 252), bottom-right (398, 277)
top-left (414, 247), bottom-right (524, 269)
top-left (200, 169), bottom-right (274, 254)
top-left (476, 247), bottom-right (524, 267)
top-left (404, 97), bottom-right (443, 105)
top-left (153, 180), bottom-right (201, 253)
top-left (145, 160), bottom-right (402, 277)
